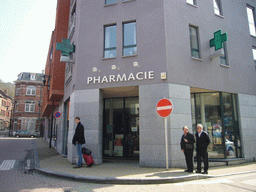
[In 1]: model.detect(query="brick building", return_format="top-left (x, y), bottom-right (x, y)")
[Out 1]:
top-left (0, 90), bottom-right (13, 130)
top-left (13, 72), bottom-right (43, 134)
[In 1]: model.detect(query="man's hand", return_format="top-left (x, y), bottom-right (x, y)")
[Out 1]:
top-left (181, 149), bottom-right (184, 152)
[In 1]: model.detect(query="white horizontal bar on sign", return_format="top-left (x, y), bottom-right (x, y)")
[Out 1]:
top-left (157, 106), bottom-right (172, 111)
top-left (0, 160), bottom-right (15, 171)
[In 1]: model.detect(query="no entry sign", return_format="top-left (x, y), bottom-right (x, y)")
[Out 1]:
top-left (54, 111), bottom-right (61, 118)
top-left (156, 98), bottom-right (173, 117)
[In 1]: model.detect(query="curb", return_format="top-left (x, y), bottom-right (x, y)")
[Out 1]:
top-left (35, 168), bottom-right (212, 184)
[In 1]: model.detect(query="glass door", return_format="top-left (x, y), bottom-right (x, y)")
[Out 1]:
top-left (103, 98), bottom-right (139, 158)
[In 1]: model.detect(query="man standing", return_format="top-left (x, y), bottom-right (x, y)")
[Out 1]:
top-left (72, 117), bottom-right (85, 168)
top-left (180, 126), bottom-right (195, 173)
top-left (195, 124), bottom-right (210, 174)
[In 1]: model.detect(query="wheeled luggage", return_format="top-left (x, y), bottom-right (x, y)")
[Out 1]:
top-left (83, 154), bottom-right (94, 167)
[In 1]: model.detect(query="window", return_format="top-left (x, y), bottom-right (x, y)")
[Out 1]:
top-left (213, 0), bottom-right (223, 16)
top-left (104, 25), bottom-right (117, 58)
top-left (123, 21), bottom-right (137, 56)
top-left (16, 88), bottom-right (20, 96)
top-left (30, 75), bottom-right (36, 80)
top-left (186, 0), bottom-right (196, 6)
top-left (25, 101), bottom-right (35, 112)
top-left (189, 25), bottom-right (200, 59)
top-left (105, 0), bottom-right (117, 5)
top-left (220, 43), bottom-right (228, 66)
top-left (252, 47), bottom-right (256, 71)
top-left (247, 6), bottom-right (256, 36)
top-left (26, 86), bottom-right (36, 96)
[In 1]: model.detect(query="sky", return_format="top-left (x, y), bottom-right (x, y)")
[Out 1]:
top-left (0, 0), bottom-right (57, 83)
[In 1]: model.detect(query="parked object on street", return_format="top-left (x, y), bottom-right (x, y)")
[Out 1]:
top-left (82, 147), bottom-right (94, 167)
top-left (14, 130), bottom-right (40, 138)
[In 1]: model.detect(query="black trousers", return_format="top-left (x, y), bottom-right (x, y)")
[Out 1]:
top-left (184, 149), bottom-right (194, 172)
top-left (196, 149), bottom-right (209, 172)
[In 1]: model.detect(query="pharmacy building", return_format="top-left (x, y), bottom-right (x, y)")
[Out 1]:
top-left (42, 0), bottom-right (256, 168)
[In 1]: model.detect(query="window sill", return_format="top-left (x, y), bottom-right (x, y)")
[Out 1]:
top-left (102, 57), bottom-right (117, 60)
top-left (122, 0), bottom-right (136, 3)
top-left (104, 3), bottom-right (117, 7)
top-left (214, 13), bottom-right (224, 19)
top-left (220, 64), bottom-right (230, 68)
top-left (122, 54), bottom-right (138, 58)
top-left (186, 2), bottom-right (198, 8)
top-left (191, 57), bottom-right (202, 61)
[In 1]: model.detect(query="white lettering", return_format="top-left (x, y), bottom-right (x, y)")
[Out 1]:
top-left (117, 74), bottom-right (127, 82)
top-left (136, 72), bottom-right (143, 80)
top-left (148, 71), bottom-right (154, 79)
top-left (94, 76), bottom-right (101, 84)
top-left (101, 76), bottom-right (108, 83)
top-left (144, 71), bottom-right (147, 79)
top-left (109, 75), bottom-right (115, 83)
top-left (87, 77), bottom-right (93, 84)
top-left (128, 73), bottom-right (136, 81)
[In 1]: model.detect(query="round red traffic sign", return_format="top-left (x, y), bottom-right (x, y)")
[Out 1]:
top-left (54, 111), bottom-right (61, 118)
top-left (156, 98), bottom-right (173, 117)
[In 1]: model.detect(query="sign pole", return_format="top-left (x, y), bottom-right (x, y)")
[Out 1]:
top-left (165, 117), bottom-right (169, 170)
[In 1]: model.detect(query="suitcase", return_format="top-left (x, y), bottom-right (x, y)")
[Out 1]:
top-left (83, 154), bottom-right (94, 167)
top-left (82, 147), bottom-right (92, 155)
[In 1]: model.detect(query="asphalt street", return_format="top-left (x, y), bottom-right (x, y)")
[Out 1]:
top-left (0, 137), bottom-right (256, 192)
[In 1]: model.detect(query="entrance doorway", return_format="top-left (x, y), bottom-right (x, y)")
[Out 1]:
top-left (103, 97), bottom-right (139, 159)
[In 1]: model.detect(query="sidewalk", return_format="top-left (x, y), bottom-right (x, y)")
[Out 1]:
top-left (34, 138), bottom-right (256, 184)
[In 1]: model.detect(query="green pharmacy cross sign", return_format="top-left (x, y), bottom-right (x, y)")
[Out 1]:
top-left (56, 38), bottom-right (75, 56)
top-left (210, 30), bottom-right (227, 51)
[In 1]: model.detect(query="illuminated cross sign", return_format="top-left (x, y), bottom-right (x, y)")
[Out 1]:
top-left (210, 30), bottom-right (227, 51)
top-left (56, 38), bottom-right (75, 56)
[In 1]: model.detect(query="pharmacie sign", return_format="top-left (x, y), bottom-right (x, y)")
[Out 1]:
top-left (87, 71), bottom-right (154, 84)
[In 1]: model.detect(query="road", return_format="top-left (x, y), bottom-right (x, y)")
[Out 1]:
top-left (0, 137), bottom-right (256, 192)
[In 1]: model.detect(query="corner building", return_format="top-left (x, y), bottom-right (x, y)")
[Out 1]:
top-left (54, 0), bottom-right (256, 167)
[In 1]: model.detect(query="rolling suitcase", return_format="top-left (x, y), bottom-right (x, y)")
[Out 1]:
top-left (83, 154), bottom-right (94, 167)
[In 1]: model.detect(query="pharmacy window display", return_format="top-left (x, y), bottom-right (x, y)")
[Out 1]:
top-left (191, 92), bottom-right (242, 159)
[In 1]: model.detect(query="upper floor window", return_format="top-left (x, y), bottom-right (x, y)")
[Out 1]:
top-left (247, 6), bottom-right (256, 37)
top-left (220, 43), bottom-right (228, 66)
top-left (252, 47), bottom-right (256, 71)
top-left (186, 0), bottom-right (196, 6)
top-left (189, 25), bottom-right (200, 59)
top-left (25, 101), bottom-right (35, 112)
top-left (123, 21), bottom-right (137, 56)
top-left (26, 86), bottom-right (36, 96)
top-left (16, 88), bottom-right (20, 96)
top-left (104, 25), bottom-right (117, 58)
top-left (213, 0), bottom-right (223, 16)
top-left (105, 0), bottom-right (117, 5)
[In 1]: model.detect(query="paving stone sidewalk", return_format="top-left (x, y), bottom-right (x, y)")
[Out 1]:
top-left (34, 138), bottom-right (256, 184)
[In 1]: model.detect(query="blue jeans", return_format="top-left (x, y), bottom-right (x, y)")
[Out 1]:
top-left (75, 143), bottom-right (82, 166)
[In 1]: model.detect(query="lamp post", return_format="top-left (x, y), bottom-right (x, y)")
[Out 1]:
top-left (41, 72), bottom-right (53, 148)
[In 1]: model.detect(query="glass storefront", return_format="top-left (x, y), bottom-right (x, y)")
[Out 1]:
top-left (191, 92), bottom-right (242, 159)
top-left (103, 97), bottom-right (139, 158)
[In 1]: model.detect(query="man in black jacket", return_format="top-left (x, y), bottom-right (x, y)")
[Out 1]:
top-left (72, 117), bottom-right (86, 168)
top-left (181, 126), bottom-right (195, 173)
top-left (195, 124), bottom-right (210, 174)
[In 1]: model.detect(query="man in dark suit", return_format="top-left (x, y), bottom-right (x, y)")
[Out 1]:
top-left (180, 126), bottom-right (195, 173)
top-left (195, 124), bottom-right (210, 174)
top-left (72, 117), bottom-right (86, 168)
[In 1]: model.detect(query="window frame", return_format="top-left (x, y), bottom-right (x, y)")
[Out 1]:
top-left (105, 0), bottom-right (117, 5)
top-left (104, 24), bottom-right (117, 59)
top-left (189, 25), bottom-right (201, 59)
top-left (246, 5), bottom-right (256, 37)
top-left (123, 21), bottom-right (137, 56)
top-left (26, 86), bottom-right (36, 96)
top-left (213, 0), bottom-right (223, 16)
top-left (252, 46), bottom-right (256, 71)
top-left (220, 42), bottom-right (229, 67)
top-left (25, 101), bottom-right (35, 112)
top-left (186, 0), bottom-right (197, 6)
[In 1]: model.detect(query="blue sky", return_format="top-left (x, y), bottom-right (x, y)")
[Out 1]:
top-left (0, 0), bottom-right (57, 83)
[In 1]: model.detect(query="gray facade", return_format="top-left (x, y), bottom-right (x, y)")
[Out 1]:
top-left (48, 0), bottom-right (256, 168)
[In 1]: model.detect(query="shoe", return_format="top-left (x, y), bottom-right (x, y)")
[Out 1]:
top-left (202, 171), bottom-right (208, 174)
top-left (188, 170), bottom-right (193, 173)
top-left (184, 169), bottom-right (189, 172)
top-left (73, 165), bottom-right (82, 169)
top-left (195, 170), bottom-right (201, 173)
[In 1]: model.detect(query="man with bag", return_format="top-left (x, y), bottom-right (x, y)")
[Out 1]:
top-left (180, 126), bottom-right (195, 173)
top-left (72, 117), bottom-right (86, 168)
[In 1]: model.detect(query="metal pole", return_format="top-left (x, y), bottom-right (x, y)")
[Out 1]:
top-left (165, 117), bottom-right (169, 170)
top-left (49, 101), bottom-right (54, 148)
